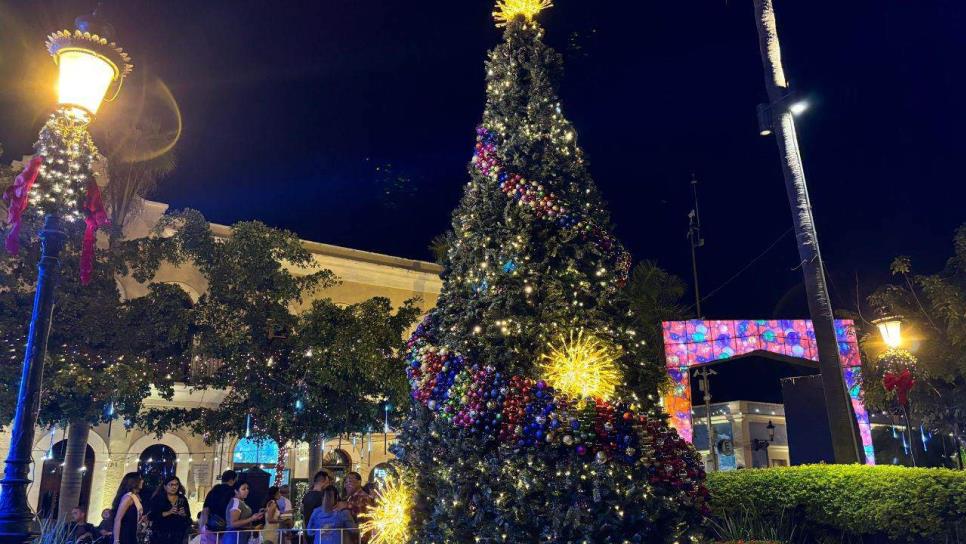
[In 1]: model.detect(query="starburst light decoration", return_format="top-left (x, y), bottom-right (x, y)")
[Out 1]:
top-left (493, 0), bottom-right (553, 27)
top-left (359, 474), bottom-right (413, 544)
top-left (540, 330), bottom-right (621, 400)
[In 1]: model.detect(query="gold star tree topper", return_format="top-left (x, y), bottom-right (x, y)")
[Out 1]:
top-left (493, 0), bottom-right (553, 27)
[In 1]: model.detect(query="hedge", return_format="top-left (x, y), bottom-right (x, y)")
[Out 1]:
top-left (707, 465), bottom-right (966, 543)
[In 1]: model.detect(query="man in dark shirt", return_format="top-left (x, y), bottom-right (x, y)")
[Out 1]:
top-left (200, 470), bottom-right (237, 543)
top-left (300, 470), bottom-right (333, 524)
top-left (69, 507), bottom-right (97, 544)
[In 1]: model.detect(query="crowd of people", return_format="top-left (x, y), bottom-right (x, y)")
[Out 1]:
top-left (64, 468), bottom-right (374, 544)
top-left (198, 469), bottom-right (374, 544)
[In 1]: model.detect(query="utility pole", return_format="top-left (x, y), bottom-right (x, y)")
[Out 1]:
top-left (693, 367), bottom-right (718, 471)
top-left (751, 0), bottom-right (863, 464)
top-left (687, 174), bottom-right (705, 318)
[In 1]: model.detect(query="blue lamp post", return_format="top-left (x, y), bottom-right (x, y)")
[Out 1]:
top-left (0, 12), bottom-right (131, 544)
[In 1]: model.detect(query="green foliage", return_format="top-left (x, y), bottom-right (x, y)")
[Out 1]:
top-left (860, 225), bottom-right (966, 437)
top-left (707, 465), bottom-right (966, 543)
top-left (97, 113), bottom-right (178, 243)
top-left (33, 518), bottom-right (73, 544)
top-left (710, 506), bottom-right (801, 544)
top-left (0, 213), bottom-right (193, 429)
top-left (620, 260), bottom-right (689, 394)
top-left (136, 210), bottom-right (422, 447)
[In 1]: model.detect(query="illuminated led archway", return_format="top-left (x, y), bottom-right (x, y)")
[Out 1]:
top-left (662, 319), bottom-right (874, 465)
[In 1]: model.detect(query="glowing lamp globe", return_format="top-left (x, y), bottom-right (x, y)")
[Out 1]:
top-left (46, 22), bottom-right (133, 116)
top-left (873, 317), bottom-right (902, 349)
top-left (54, 48), bottom-right (119, 114)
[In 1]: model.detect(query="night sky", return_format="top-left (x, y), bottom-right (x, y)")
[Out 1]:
top-left (1, 0), bottom-right (963, 321)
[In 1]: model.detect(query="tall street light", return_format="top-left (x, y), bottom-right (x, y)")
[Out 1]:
top-left (750, 0), bottom-right (864, 464)
top-left (0, 12), bottom-right (131, 544)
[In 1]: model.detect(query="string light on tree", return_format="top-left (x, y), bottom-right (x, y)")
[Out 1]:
top-left (540, 330), bottom-right (621, 400)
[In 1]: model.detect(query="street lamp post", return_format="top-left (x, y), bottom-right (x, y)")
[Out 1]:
top-left (0, 13), bottom-right (131, 544)
top-left (873, 316), bottom-right (920, 466)
top-left (750, 0), bottom-right (864, 464)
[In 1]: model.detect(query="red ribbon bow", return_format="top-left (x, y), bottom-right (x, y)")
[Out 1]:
top-left (883, 369), bottom-right (915, 407)
top-left (80, 179), bottom-right (110, 285)
top-left (3, 155), bottom-right (45, 255)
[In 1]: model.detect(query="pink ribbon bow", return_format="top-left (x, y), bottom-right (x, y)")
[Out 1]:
top-left (3, 155), bottom-right (45, 255)
top-left (80, 179), bottom-right (110, 285)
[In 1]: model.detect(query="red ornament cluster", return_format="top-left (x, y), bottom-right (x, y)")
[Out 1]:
top-left (405, 317), bottom-right (709, 511)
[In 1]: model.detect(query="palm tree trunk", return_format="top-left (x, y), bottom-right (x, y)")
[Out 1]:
top-left (57, 420), bottom-right (89, 520)
top-left (751, 0), bottom-right (863, 464)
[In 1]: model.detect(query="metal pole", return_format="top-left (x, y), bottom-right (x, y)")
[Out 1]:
top-left (694, 367), bottom-right (718, 471)
top-left (750, 0), bottom-right (863, 464)
top-left (688, 175), bottom-right (704, 318)
top-left (0, 215), bottom-right (66, 544)
top-left (901, 406), bottom-right (917, 467)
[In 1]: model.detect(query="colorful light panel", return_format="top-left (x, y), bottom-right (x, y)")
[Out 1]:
top-left (662, 319), bottom-right (875, 465)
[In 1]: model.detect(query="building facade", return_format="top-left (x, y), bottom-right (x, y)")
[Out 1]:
top-left (0, 200), bottom-right (442, 520)
top-left (690, 400), bottom-right (790, 471)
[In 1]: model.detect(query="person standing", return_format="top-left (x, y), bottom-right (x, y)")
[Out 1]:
top-left (275, 485), bottom-right (293, 543)
top-left (275, 486), bottom-right (292, 516)
top-left (259, 487), bottom-right (281, 544)
top-left (300, 471), bottom-right (333, 526)
top-left (306, 487), bottom-right (355, 544)
top-left (224, 481), bottom-right (264, 544)
top-left (69, 506), bottom-right (98, 544)
top-left (342, 473), bottom-right (371, 524)
top-left (200, 470), bottom-right (237, 544)
top-left (98, 508), bottom-right (114, 541)
top-left (148, 476), bottom-right (192, 544)
top-left (112, 473), bottom-right (145, 544)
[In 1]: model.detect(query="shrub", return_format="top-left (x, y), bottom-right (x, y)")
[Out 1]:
top-left (710, 505), bottom-right (801, 543)
top-left (707, 465), bottom-right (966, 543)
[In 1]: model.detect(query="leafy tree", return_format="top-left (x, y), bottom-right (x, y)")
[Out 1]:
top-left (391, 6), bottom-right (706, 542)
top-left (620, 260), bottom-right (689, 393)
top-left (135, 210), bottom-right (421, 482)
top-left (860, 226), bottom-right (966, 464)
top-left (98, 116), bottom-right (178, 243)
top-left (0, 212), bottom-right (193, 518)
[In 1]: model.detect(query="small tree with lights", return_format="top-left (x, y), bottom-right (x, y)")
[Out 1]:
top-left (373, 2), bottom-right (708, 542)
top-left (134, 210), bottom-right (422, 483)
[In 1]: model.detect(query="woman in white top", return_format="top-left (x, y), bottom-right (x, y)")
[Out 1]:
top-left (224, 481), bottom-right (264, 544)
top-left (111, 472), bottom-right (145, 544)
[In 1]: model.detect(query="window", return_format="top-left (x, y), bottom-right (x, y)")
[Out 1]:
top-left (37, 440), bottom-right (95, 519)
top-left (233, 438), bottom-right (288, 485)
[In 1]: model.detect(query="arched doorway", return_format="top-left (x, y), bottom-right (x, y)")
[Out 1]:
top-left (37, 441), bottom-right (95, 519)
top-left (322, 450), bottom-right (351, 482)
top-left (662, 318), bottom-right (874, 464)
top-left (139, 445), bottom-right (177, 498)
top-left (233, 438), bottom-right (288, 485)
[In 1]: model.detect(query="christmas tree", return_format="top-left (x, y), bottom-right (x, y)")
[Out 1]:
top-left (379, 2), bottom-right (708, 542)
